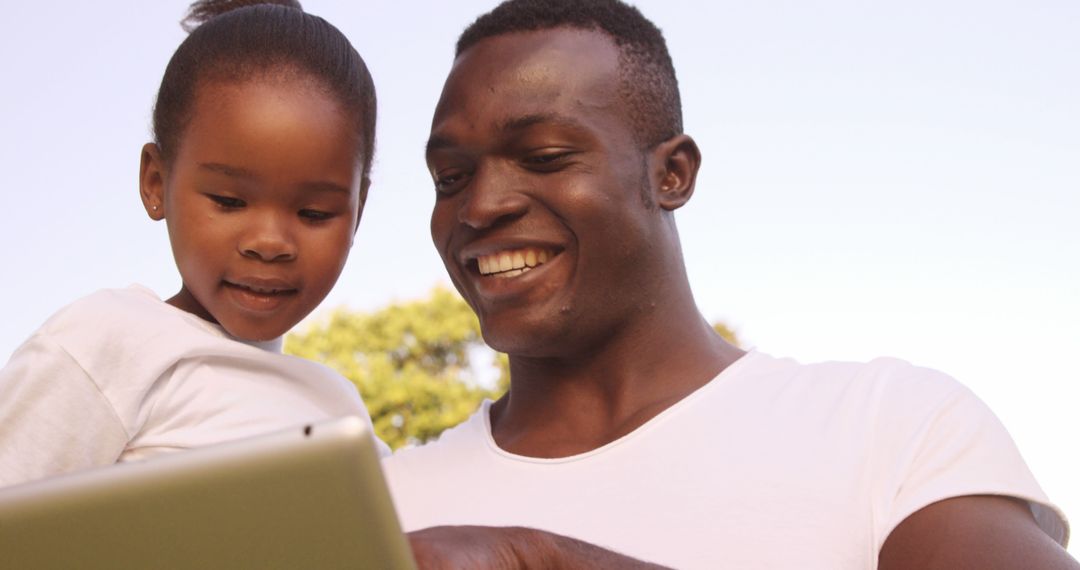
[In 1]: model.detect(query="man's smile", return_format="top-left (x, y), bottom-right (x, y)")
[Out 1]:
top-left (475, 247), bottom-right (556, 278)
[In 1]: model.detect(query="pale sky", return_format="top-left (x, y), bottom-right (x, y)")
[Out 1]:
top-left (1, 0), bottom-right (1077, 548)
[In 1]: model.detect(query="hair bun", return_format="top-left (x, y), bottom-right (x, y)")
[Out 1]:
top-left (182, 0), bottom-right (303, 32)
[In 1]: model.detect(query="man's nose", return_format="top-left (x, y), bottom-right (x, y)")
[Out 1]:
top-left (456, 163), bottom-right (529, 230)
top-left (238, 211), bottom-right (298, 262)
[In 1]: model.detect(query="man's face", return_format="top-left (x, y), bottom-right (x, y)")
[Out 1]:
top-left (427, 28), bottom-right (671, 356)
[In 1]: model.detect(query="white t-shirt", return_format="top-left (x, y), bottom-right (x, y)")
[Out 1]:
top-left (0, 285), bottom-right (384, 487)
top-left (383, 350), bottom-right (1068, 569)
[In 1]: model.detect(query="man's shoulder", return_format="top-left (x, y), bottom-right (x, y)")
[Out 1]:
top-left (730, 350), bottom-right (964, 403)
top-left (712, 351), bottom-right (974, 448)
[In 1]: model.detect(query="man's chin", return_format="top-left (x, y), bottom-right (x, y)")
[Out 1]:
top-left (479, 317), bottom-right (576, 359)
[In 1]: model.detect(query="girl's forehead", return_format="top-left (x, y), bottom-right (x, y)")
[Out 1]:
top-left (193, 68), bottom-right (332, 103)
top-left (188, 77), bottom-right (353, 134)
top-left (175, 79), bottom-right (363, 174)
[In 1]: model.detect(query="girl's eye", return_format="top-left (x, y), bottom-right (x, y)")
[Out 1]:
top-left (299, 209), bottom-right (335, 222)
top-left (208, 195), bottom-right (245, 209)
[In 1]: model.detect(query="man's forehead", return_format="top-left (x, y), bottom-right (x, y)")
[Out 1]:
top-left (448, 27), bottom-right (619, 85)
top-left (432, 27), bottom-right (622, 128)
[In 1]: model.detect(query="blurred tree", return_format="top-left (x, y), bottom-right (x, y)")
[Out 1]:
top-left (286, 286), bottom-right (507, 450)
top-left (287, 287), bottom-right (740, 450)
top-left (712, 322), bottom-right (740, 347)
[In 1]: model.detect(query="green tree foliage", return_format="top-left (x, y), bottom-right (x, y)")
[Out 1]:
top-left (286, 287), bottom-right (507, 450)
top-left (287, 286), bottom-right (740, 450)
top-left (712, 322), bottom-right (741, 347)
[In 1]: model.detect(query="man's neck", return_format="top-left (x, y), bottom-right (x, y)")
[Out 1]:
top-left (489, 302), bottom-right (745, 458)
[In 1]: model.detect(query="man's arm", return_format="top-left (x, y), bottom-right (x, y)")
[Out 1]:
top-left (879, 495), bottom-right (1077, 570)
top-left (407, 526), bottom-right (669, 570)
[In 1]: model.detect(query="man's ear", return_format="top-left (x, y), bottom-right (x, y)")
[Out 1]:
top-left (649, 134), bottom-right (701, 211)
top-left (139, 143), bottom-right (167, 221)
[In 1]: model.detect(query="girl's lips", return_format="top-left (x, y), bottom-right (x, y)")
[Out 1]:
top-left (224, 277), bottom-right (297, 294)
top-left (223, 281), bottom-right (298, 312)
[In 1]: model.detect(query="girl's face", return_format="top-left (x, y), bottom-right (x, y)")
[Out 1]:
top-left (140, 77), bottom-right (366, 341)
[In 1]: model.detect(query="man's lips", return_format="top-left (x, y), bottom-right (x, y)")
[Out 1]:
top-left (472, 246), bottom-right (558, 279)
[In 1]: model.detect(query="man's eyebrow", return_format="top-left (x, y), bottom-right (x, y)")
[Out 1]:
top-left (425, 112), bottom-right (589, 155)
top-left (497, 112), bottom-right (586, 134)
top-left (426, 135), bottom-right (455, 156)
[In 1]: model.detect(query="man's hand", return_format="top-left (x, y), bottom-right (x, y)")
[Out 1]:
top-left (408, 526), bottom-right (522, 570)
top-left (407, 525), bottom-right (669, 569)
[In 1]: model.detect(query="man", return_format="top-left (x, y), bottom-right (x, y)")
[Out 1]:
top-left (384, 0), bottom-right (1073, 567)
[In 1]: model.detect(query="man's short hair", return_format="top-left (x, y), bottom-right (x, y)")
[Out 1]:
top-left (457, 0), bottom-right (682, 148)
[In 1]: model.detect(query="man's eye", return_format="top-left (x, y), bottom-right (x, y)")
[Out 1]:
top-left (208, 195), bottom-right (245, 209)
top-left (434, 170), bottom-right (468, 194)
top-left (523, 151), bottom-right (576, 169)
top-left (299, 209), bottom-right (334, 222)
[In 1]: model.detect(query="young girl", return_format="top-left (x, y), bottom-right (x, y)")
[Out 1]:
top-left (0, 0), bottom-right (385, 486)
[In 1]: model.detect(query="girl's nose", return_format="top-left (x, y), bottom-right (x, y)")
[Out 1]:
top-left (238, 214), bottom-right (297, 262)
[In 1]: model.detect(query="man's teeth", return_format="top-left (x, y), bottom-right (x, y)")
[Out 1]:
top-left (477, 247), bottom-right (552, 278)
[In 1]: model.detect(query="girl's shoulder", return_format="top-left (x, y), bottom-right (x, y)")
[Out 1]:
top-left (41, 285), bottom-right (174, 337)
top-left (36, 284), bottom-right (232, 366)
top-left (28, 285), bottom-right (262, 396)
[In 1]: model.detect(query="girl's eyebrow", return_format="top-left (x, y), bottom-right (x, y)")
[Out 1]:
top-left (298, 181), bottom-right (352, 195)
top-left (200, 162), bottom-right (256, 179)
top-left (200, 162), bottom-right (351, 195)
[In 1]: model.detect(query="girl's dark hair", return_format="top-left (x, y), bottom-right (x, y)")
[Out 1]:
top-left (153, 0), bottom-right (377, 180)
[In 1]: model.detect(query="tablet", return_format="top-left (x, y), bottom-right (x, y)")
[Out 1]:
top-left (0, 415), bottom-right (416, 569)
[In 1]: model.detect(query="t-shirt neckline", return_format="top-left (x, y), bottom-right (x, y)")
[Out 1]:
top-left (478, 349), bottom-right (764, 464)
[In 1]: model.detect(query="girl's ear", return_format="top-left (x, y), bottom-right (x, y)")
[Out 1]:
top-left (354, 175), bottom-right (371, 235)
top-left (346, 175), bottom-right (371, 247)
top-left (139, 143), bottom-right (167, 221)
top-left (649, 134), bottom-right (702, 211)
